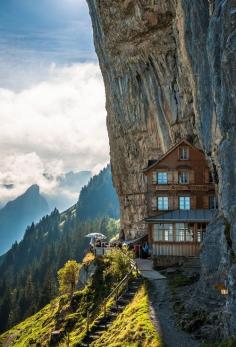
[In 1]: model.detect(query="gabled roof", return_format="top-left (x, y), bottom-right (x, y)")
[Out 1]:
top-left (145, 209), bottom-right (216, 223)
top-left (143, 139), bottom-right (202, 174)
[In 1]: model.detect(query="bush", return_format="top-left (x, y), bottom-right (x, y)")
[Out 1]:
top-left (104, 249), bottom-right (133, 282)
top-left (58, 260), bottom-right (81, 296)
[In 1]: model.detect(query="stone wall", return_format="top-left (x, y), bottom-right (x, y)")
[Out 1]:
top-left (86, 0), bottom-right (236, 336)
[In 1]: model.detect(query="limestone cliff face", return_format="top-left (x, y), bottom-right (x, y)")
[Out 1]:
top-left (87, 0), bottom-right (236, 336)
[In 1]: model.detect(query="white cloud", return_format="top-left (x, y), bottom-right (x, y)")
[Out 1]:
top-left (0, 62), bottom-right (109, 206)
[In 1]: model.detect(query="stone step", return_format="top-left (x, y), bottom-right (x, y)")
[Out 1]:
top-left (78, 278), bottom-right (143, 346)
top-left (117, 298), bottom-right (130, 305)
top-left (96, 323), bottom-right (112, 329)
top-left (109, 307), bottom-right (123, 315)
top-left (88, 334), bottom-right (102, 340)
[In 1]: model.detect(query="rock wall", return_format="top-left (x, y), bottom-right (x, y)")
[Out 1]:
top-left (87, 0), bottom-right (236, 336)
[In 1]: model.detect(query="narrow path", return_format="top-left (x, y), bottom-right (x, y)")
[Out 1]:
top-left (135, 259), bottom-right (166, 280)
top-left (135, 258), bottom-right (199, 347)
top-left (148, 278), bottom-right (200, 347)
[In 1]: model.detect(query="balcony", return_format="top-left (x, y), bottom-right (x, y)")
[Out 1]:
top-left (152, 183), bottom-right (215, 192)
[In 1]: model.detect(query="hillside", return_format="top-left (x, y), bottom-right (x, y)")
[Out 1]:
top-left (0, 252), bottom-right (161, 347)
top-left (0, 166), bottom-right (120, 332)
top-left (77, 165), bottom-right (120, 221)
top-left (0, 184), bottom-right (49, 255)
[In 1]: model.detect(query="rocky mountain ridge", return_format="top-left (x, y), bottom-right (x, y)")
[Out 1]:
top-left (87, 0), bottom-right (236, 338)
top-left (0, 184), bottom-right (49, 255)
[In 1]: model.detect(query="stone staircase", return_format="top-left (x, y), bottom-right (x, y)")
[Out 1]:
top-left (78, 276), bottom-right (143, 347)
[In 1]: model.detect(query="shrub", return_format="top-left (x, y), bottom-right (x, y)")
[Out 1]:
top-left (58, 260), bottom-right (81, 297)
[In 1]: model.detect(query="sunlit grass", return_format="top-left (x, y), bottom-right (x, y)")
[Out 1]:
top-left (0, 252), bottom-right (161, 347)
top-left (91, 284), bottom-right (163, 347)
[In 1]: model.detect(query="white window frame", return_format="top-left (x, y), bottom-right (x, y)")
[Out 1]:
top-left (157, 197), bottom-right (169, 211)
top-left (178, 171), bottom-right (189, 184)
top-left (175, 223), bottom-right (193, 242)
top-left (153, 224), bottom-right (173, 242)
top-left (157, 172), bottom-right (168, 184)
top-left (179, 196), bottom-right (190, 210)
top-left (179, 147), bottom-right (189, 160)
top-left (197, 223), bottom-right (207, 243)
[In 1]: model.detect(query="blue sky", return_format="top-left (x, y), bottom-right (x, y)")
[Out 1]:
top-left (0, 0), bottom-right (109, 206)
top-left (0, 0), bottom-right (97, 89)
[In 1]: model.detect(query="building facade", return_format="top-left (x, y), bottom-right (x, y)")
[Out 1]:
top-left (144, 140), bottom-right (217, 257)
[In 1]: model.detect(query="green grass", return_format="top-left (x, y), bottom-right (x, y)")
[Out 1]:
top-left (0, 250), bottom-right (141, 347)
top-left (91, 285), bottom-right (163, 347)
top-left (0, 251), bottom-right (162, 347)
top-left (0, 298), bottom-right (59, 346)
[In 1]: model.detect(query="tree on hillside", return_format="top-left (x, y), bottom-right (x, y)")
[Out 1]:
top-left (57, 260), bottom-right (81, 297)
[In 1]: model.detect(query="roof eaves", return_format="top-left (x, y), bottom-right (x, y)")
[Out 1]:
top-left (143, 139), bottom-right (203, 174)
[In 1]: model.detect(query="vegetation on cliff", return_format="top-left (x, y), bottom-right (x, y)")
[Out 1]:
top-left (91, 284), bottom-right (161, 347)
top-left (0, 251), bottom-right (160, 347)
top-left (0, 166), bottom-right (120, 333)
top-left (0, 215), bottom-right (119, 333)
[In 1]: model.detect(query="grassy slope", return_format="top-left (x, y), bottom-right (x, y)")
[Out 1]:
top-left (0, 286), bottom-right (161, 347)
top-left (0, 298), bottom-right (59, 347)
top-left (0, 252), bottom-right (161, 347)
top-left (92, 285), bottom-right (162, 347)
top-left (0, 291), bottom-right (90, 347)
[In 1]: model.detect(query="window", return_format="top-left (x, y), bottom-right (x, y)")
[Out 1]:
top-left (197, 231), bottom-right (202, 243)
top-left (157, 172), bottom-right (168, 184)
top-left (186, 228), bottom-right (194, 241)
top-left (209, 195), bottom-right (218, 209)
top-left (157, 197), bottom-right (169, 210)
top-left (175, 223), bottom-right (193, 242)
top-left (179, 196), bottom-right (190, 210)
top-left (179, 147), bottom-right (189, 160)
top-left (175, 223), bottom-right (185, 241)
top-left (197, 223), bottom-right (207, 242)
top-left (179, 171), bottom-right (189, 184)
top-left (153, 224), bottom-right (173, 242)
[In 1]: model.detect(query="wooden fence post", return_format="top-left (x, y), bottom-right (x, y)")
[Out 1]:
top-left (86, 312), bottom-right (90, 334)
top-left (66, 332), bottom-right (70, 347)
top-left (104, 303), bottom-right (106, 317)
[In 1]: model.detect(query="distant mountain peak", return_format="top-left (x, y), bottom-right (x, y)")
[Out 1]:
top-left (25, 184), bottom-right (40, 195)
top-left (0, 184), bottom-right (49, 255)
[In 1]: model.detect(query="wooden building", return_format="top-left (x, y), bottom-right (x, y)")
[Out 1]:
top-left (143, 139), bottom-right (217, 257)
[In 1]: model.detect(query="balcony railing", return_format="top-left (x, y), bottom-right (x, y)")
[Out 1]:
top-left (152, 183), bottom-right (215, 191)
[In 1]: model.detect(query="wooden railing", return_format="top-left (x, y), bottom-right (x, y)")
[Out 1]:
top-left (85, 254), bottom-right (138, 335)
top-left (154, 183), bottom-right (215, 191)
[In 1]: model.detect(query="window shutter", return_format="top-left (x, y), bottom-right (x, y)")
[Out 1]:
top-left (204, 169), bottom-right (209, 183)
top-left (190, 196), bottom-right (197, 209)
top-left (152, 197), bottom-right (157, 211)
top-left (152, 171), bottom-right (157, 184)
top-left (189, 170), bottom-right (195, 184)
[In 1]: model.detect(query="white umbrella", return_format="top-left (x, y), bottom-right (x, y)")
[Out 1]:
top-left (85, 233), bottom-right (107, 240)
